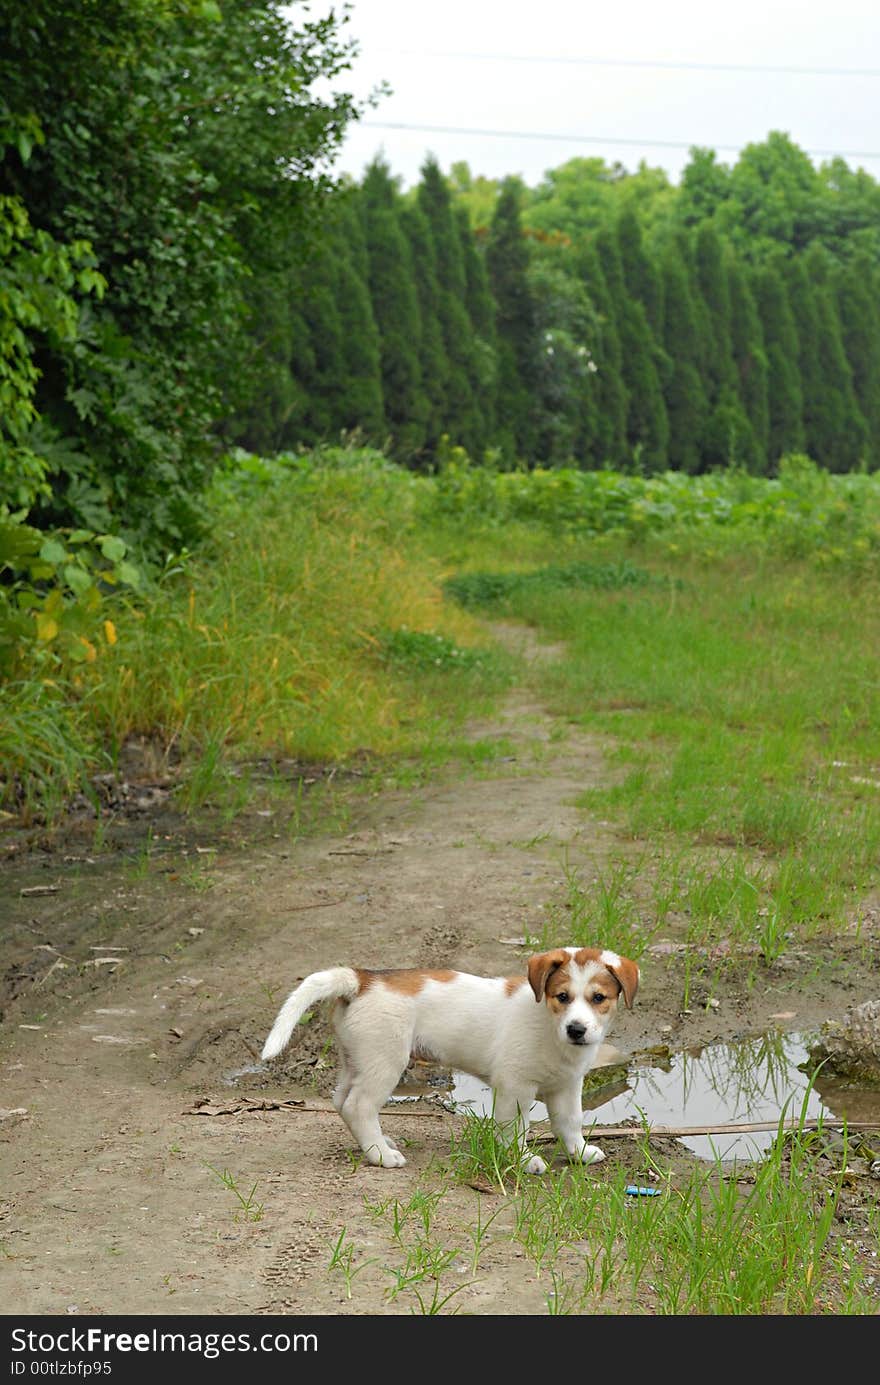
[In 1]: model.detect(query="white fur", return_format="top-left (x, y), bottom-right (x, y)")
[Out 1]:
top-left (261, 948), bottom-right (637, 1171)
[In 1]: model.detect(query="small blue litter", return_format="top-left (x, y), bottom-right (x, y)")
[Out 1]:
top-left (625, 1184), bottom-right (662, 1197)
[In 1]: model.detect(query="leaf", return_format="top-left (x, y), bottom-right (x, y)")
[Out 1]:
top-left (99, 535), bottom-right (127, 562)
top-left (35, 613), bottom-right (59, 642)
top-left (39, 538), bottom-right (68, 566)
top-left (64, 564), bottom-right (93, 596)
top-left (103, 619), bottom-right (117, 646)
top-left (117, 560), bottom-right (141, 588)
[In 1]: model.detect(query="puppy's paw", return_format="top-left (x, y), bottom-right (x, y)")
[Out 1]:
top-left (579, 1143), bottom-right (605, 1165)
top-left (364, 1145), bottom-right (407, 1168)
top-left (524, 1154), bottom-right (547, 1175)
top-left (379, 1148), bottom-right (407, 1168)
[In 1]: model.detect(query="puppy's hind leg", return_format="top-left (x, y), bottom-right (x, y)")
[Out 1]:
top-left (493, 1087), bottom-right (545, 1175)
top-left (338, 1047), bottom-right (409, 1169)
top-left (333, 1044), bottom-right (398, 1151)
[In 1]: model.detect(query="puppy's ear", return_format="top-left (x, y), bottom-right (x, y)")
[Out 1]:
top-left (604, 956), bottom-right (640, 1010)
top-left (527, 949), bottom-right (570, 1003)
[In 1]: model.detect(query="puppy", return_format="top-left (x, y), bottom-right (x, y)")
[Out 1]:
top-left (261, 946), bottom-right (638, 1171)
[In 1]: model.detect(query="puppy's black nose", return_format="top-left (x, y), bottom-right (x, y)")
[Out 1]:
top-left (566, 1021), bottom-right (587, 1042)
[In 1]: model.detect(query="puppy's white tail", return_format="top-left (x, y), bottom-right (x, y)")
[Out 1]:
top-left (261, 966), bottom-right (359, 1061)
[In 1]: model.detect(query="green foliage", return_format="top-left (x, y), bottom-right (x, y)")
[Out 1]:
top-left (427, 448), bottom-right (880, 560)
top-left (0, 191), bottom-right (105, 509)
top-left (0, 0), bottom-right (359, 547)
top-left (377, 628), bottom-right (489, 672)
top-left (0, 513), bottom-right (140, 678)
top-left (444, 560), bottom-right (653, 609)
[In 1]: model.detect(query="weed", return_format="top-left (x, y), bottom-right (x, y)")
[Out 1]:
top-left (205, 1164), bottom-right (264, 1223)
top-left (327, 1228), bottom-right (374, 1300)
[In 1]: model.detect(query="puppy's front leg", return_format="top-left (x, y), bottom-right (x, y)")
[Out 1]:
top-left (545, 1086), bottom-right (606, 1167)
top-left (493, 1088), bottom-right (546, 1175)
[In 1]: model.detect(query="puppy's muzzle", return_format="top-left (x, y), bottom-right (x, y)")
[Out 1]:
top-left (566, 1020), bottom-right (588, 1044)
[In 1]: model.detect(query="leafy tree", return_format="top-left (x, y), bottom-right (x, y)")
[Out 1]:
top-left (0, 0), bottom-right (358, 546)
top-left (528, 252), bottom-right (601, 464)
top-left (676, 147), bottom-right (731, 229)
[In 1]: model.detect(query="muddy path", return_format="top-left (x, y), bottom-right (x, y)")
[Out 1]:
top-left (2, 626), bottom-right (879, 1316)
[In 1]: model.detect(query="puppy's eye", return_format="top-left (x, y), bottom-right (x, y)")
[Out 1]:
top-left (556, 991), bottom-right (570, 1004)
top-left (591, 992), bottom-right (606, 1004)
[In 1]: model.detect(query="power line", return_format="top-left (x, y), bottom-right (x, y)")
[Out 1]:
top-left (361, 120), bottom-right (880, 164)
top-left (374, 48), bottom-right (880, 79)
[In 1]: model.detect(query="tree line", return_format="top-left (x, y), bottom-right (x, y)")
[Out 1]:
top-left (244, 137), bottom-right (880, 482)
top-left (3, 3), bottom-right (880, 561)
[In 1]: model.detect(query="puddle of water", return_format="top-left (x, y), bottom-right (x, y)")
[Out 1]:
top-left (223, 1062), bottom-right (268, 1086)
top-left (448, 1032), bottom-right (880, 1161)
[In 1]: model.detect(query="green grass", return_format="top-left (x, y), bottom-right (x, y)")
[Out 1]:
top-left (2, 449), bottom-right (514, 817)
top-left (334, 1096), bottom-right (878, 1314)
top-left (437, 542), bottom-right (880, 952)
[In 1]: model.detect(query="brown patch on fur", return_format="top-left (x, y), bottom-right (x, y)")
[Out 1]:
top-left (504, 975), bottom-right (528, 997)
top-left (355, 968), bottom-right (457, 997)
top-left (604, 956), bottom-right (640, 1010)
top-left (526, 949), bottom-right (570, 1002)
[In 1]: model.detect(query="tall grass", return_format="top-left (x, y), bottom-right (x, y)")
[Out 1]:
top-left (2, 449), bottom-right (511, 814)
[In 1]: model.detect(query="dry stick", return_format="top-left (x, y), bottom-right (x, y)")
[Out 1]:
top-left (534, 1118), bottom-right (878, 1143)
top-left (280, 1105), bottom-right (878, 1136)
top-left (193, 1099), bottom-right (879, 1137)
top-left (281, 897), bottom-right (349, 913)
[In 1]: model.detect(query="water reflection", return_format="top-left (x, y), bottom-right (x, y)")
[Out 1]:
top-left (450, 1031), bottom-right (880, 1161)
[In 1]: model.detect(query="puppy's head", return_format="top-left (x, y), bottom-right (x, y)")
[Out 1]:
top-left (527, 946), bottom-right (639, 1049)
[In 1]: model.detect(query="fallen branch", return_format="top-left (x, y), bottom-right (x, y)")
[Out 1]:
top-left (534, 1117), bottom-right (879, 1144)
top-left (182, 1097), bottom-right (878, 1138)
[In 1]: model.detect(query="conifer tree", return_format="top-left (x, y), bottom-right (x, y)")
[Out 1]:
top-left (727, 256), bottom-right (769, 470)
top-left (455, 205), bottom-right (498, 444)
top-left (359, 158), bottom-right (429, 459)
top-left (693, 224), bottom-right (736, 401)
top-left (596, 227), bottom-right (668, 470)
top-left (486, 178), bottom-right (539, 461)
top-left (400, 201), bottom-right (449, 451)
top-left (617, 209), bottom-right (664, 338)
top-left (799, 245), bottom-right (868, 470)
top-left (835, 252), bottom-right (880, 467)
top-left (575, 240), bottom-right (628, 466)
top-left (753, 264), bottom-right (804, 465)
top-left (659, 242), bottom-right (707, 472)
top-left (331, 196), bottom-right (385, 440)
top-left (417, 157), bottom-right (486, 453)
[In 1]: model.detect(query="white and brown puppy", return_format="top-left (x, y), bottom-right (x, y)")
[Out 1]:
top-left (261, 946), bottom-right (639, 1172)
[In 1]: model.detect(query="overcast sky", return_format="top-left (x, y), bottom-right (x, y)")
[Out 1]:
top-left (312, 0), bottom-right (880, 189)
